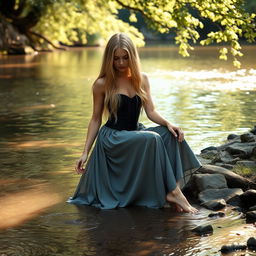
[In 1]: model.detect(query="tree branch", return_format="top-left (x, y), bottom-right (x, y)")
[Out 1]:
top-left (115, 0), bottom-right (170, 30)
top-left (29, 31), bottom-right (67, 50)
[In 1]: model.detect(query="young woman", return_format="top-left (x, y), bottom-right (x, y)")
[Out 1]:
top-left (68, 33), bottom-right (201, 213)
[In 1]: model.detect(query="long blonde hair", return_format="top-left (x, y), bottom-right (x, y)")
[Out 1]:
top-left (96, 33), bottom-right (147, 120)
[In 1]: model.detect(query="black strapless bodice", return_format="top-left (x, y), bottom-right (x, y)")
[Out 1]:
top-left (105, 94), bottom-right (142, 131)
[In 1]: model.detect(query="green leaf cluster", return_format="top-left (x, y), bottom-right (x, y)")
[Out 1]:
top-left (34, 0), bottom-right (144, 47)
top-left (0, 0), bottom-right (255, 66)
top-left (115, 0), bottom-right (256, 67)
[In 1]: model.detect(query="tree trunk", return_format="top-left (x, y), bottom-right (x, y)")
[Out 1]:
top-left (0, 0), bottom-right (63, 54)
top-left (0, 19), bottom-right (30, 54)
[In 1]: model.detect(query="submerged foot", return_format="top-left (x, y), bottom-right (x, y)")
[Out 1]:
top-left (166, 187), bottom-right (198, 214)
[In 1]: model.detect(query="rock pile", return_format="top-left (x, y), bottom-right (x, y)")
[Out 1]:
top-left (185, 126), bottom-right (256, 216)
top-left (186, 127), bottom-right (256, 248)
top-left (199, 126), bottom-right (256, 170)
top-left (185, 165), bottom-right (256, 214)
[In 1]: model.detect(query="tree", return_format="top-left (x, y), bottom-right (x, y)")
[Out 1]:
top-left (0, 0), bottom-right (144, 53)
top-left (115, 0), bottom-right (256, 67)
top-left (0, 0), bottom-right (255, 67)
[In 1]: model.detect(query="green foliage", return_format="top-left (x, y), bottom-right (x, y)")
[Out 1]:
top-left (34, 0), bottom-right (144, 47)
top-left (115, 0), bottom-right (256, 67)
top-left (196, 0), bottom-right (255, 68)
top-left (0, 0), bottom-right (255, 66)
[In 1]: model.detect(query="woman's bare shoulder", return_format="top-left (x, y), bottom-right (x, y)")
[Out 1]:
top-left (93, 77), bottom-right (105, 94)
top-left (141, 73), bottom-right (150, 90)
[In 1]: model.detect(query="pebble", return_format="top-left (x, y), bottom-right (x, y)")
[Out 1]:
top-left (208, 212), bottom-right (225, 218)
top-left (220, 244), bottom-right (247, 254)
top-left (192, 224), bottom-right (213, 236)
top-left (247, 237), bottom-right (256, 250)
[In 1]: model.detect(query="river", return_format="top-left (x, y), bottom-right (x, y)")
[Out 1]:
top-left (0, 45), bottom-right (255, 256)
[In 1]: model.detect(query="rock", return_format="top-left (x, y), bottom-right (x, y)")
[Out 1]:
top-left (220, 244), bottom-right (247, 254)
top-left (196, 156), bottom-right (212, 165)
top-left (193, 174), bottom-right (227, 192)
top-left (226, 195), bottom-right (243, 207)
top-left (215, 163), bottom-right (234, 170)
top-left (212, 151), bottom-right (239, 164)
top-left (208, 212), bottom-right (225, 218)
top-left (240, 190), bottom-right (256, 208)
top-left (236, 160), bottom-right (256, 168)
top-left (249, 205), bottom-right (256, 211)
top-left (201, 199), bottom-right (226, 210)
top-left (247, 237), bottom-right (256, 250)
top-left (200, 150), bottom-right (218, 161)
top-left (227, 134), bottom-right (239, 140)
top-left (198, 188), bottom-right (243, 204)
top-left (241, 133), bottom-right (256, 143)
top-left (201, 146), bottom-right (218, 153)
top-left (231, 206), bottom-right (243, 212)
top-left (182, 178), bottom-right (197, 198)
top-left (192, 225), bottom-right (213, 236)
top-left (251, 126), bottom-right (256, 135)
top-left (8, 46), bottom-right (34, 55)
top-left (246, 211), bottom-right (256, 223)
top-left (226, 142), bottom-right (256, 158)
top-left (252, 147), bottom-right (256, 158)
top-left (217, 138), bottom-right (241, 151)
top-left (198, 165), bottom-right (256, 190)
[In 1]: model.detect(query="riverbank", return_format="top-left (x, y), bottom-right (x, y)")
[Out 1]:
top-left (181, 127), bottom-right (256, 254)
top-left (190, 126), bottom-right (256, 213)
top-left (198, 126), bottom-right (256, 182)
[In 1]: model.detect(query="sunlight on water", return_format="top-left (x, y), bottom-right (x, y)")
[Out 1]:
top-left (150, 68), bottom-right (256, 91)
top-left (143, 68), bottom-right (256, 153)
top-left (0, 181), bottom-right (61, 230)
top-left (16, 103), bottom-right (56, 111)
top-left (184, 223), bottom-right (256, 256)
top-left (1, 140), bottom-right (80, 149)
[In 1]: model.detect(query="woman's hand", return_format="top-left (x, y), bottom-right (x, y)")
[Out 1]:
top-left (75, 153), bottom-right (88, 174)
top-left (166, 123), bottom-right (184, 142)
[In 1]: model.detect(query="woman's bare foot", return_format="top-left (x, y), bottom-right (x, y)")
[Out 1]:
top-left (166, 186), bottom-right (198, 214)
top-left (174, 181), bottom-right (184, 212)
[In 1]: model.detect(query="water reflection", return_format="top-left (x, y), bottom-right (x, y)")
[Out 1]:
top-left (2, 204), bottom-right (254, 256)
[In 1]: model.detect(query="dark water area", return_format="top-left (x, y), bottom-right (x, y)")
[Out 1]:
top-left (0, 45), bottom-right (256, 256)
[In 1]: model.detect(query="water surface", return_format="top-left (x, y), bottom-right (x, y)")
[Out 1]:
top-left (0, 45), bottom-right (256, 256)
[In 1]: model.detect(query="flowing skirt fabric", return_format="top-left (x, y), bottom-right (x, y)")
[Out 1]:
top-left (68, 124), bottom-right (201, 209)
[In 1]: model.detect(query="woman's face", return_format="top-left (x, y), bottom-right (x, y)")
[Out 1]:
top-left (113, 48), bottom-right (129, 73)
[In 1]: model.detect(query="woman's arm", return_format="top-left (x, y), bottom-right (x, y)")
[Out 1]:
top-left (142, 74), bottom-right (184, 142)
top-left (75, 78), bottom-right (105, 173)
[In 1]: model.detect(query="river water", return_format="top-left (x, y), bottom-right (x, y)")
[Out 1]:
top-left (0, 46), bottom-right (256, 256)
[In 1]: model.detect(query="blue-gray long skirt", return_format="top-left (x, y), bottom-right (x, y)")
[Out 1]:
top-left (68, 124), bottom-right (201, 209)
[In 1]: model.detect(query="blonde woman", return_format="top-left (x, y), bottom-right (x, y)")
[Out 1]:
top-left (69, 33), bottom-right (201, 213)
